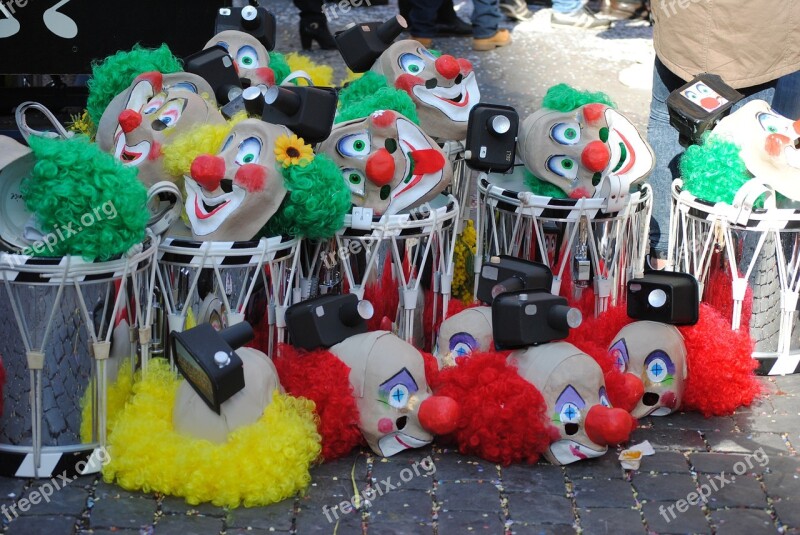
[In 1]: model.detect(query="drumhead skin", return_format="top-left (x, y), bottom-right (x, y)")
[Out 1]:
top-left (518, 103), bottom-right (654, 198)
top-left (184, 119), bottom-right (289, 242)
top-left (372, 40), bottom-right (480, 142)
top-left (96, 71), bottom-right (225, 188)
top-left (319, 109), bottom-right (453, 217)
top-left (713, 100), bottom-right (800, 201)
top-left (0, 136), bottom-right (35, 251)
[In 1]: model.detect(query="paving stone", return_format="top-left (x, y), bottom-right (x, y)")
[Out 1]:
top-left (0, 478), bottom-right (27, 501)
top-left (159, 496), bottom-right (226, 516)
top-left (309, 453), bottom-right (368, 481)
top-left (6, 514), bottom-right (76, 535)
top-left (436, 509), bottom-right (504, 533)
top-left (706, 431), bottom-right (791, 455)
top-left (77, 530), bottom-right (140, 534)
top-left (632, 474), bottom-right (697, 503)
top-left (364, 521), bottom-right (433, 534)
top-left (508, 521), bottom-right (576, 534)
top-left (735, 412), bottom-right (800, 433)
top-left (773, 497), bottom-right (800, 528)
top-left (710, 508), bottom-right (776, 534)
top-left (155, 513), bottom-right (222, 534)
top-left (16, 484), bottom-right (87, 516)
top-left (226, 499), bottom-right (293, 530)
top-left (370, 455), bottom-right (437, 491)
top-left (630, 427), bottom-right (706, 451)
top-left (689, 452), bottom-right (770, 476)
top-left (641, 500), bottom-right (710, 534)
top-left (564, 453), bottom-right (625, 480)
top-left (763, 455), bottom-right (800, 478)
top-left (501, 463), bottom-right (566, 494)
top-left (369, 489), bottom-right (432, 524)
top-left (572, 479), bottom-right (635, 508)
top-left (637, 451), bottom-right (690, 474)
top-left (700, 474), bottom-right (766, 509)
top-left (94, 481), bottom-right (153, 501)
top-left (90, 496), bottom-right (157, 529)
top-left (506, 491), bottom-right (574, 525)
top-left (297, 478), bottom-right (365, 528)
top-left (436, 480), bottom-right (500, 513)
top-left (662, 413), bottom-right (736, 432)
top-left (764, 470), bottom-right (800, 498)
top-left (429, 453), bottom-right (495, 482)
top-left (579, 507), bottom-right (644, 535)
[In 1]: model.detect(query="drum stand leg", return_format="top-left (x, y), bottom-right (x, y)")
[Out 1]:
top-left (26, 352), bottom-right (44, 477)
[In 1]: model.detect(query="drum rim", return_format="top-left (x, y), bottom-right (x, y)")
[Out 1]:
top-left (340, 194), bottom-right (459, 233)
top-left (157, 234), bottom-right (300, 267)
top-left (672, 179), bottom-right (800, 224)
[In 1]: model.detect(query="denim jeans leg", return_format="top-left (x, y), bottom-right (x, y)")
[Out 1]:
top-left (471, 0), bottom-right (504, 39)
top-left (773, 70), bottom-right (800, 119)
top-left (408, 0), bottom-right (445, 38)
top-left (552, 0), bottom-right (585, 14)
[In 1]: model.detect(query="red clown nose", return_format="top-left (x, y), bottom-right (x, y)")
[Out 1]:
top-left (418, 395), bottom-right (460, 435)
top-left (118, 109), bottom-right (142, 134)
top-left (581, 140), bottom-right (611, 172)
top-left (410, 149), bottom-right (445, 174)
top-left (584, 405), bottom-right (636, 446)
top-left (435, 55), bottom-right (461, 80)
top-left (617, 373), bottom-right (645, 413)
top-left (366, 148), bottom-right (395, 186)
top-left (191, 154), bottom-right (226, 192)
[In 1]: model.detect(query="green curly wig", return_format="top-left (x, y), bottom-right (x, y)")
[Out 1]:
top-left (86, 44), bottom-right (183, 133)
top-left (680, 133), bottom-right (753, 205)
top-left (335, 72), bottom-right (420, 125)
top-left (542, 83), bottom-right (616, 112)
top-left (522, 169), bottom-right (569, 199)
top-left (268, 51), bottom-right (292, 85)
top-left (261, 153), bottom-right (351, 240)
top-left (22, 135), bottom-right (148, 260)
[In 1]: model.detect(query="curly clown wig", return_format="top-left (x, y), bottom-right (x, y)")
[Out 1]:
top-left (336, 71), bottom-right (420, 125)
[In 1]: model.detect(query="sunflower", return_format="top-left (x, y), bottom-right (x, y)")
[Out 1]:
top-left (274, 134), bottom-right (314, 168)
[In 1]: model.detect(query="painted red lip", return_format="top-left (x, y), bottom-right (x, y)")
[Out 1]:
top-left (435, 88), bottom-right (470, 108)
top-left (569, 444), bottom-right (588, 460)
top-left (614, 129), bottom-right (637, 175)
top-left (121, 148), bottom-right (144, 162)
top-left (194, 196), bottom-right (230, 220)
top-left (395, 435), bottom-right (412, 449)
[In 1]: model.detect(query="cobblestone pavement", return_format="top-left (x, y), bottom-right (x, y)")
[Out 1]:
top-left (0, 374), bottom-right (797, 534)
top-left (2, 1), bottom-right (797, 534)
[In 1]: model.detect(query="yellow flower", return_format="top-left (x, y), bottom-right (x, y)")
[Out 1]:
top-left (274, 134), bottom-right (314, 168)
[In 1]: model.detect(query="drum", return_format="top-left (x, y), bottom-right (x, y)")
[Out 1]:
top-left (441, 140), bottom-right (473, 229)
top-left (476, 164), bottom-right (653, 316)
top-left (669, 178), bottom-right (800, 375)
top-left (156, 235), bottom-right (300, 361)
top-left (0, 238), bottom-right (157, 478)
top-left (334, 194), bottom-right (460, 346)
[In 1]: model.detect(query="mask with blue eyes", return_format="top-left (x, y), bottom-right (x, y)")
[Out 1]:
top-left (371, 39), bottom-right (481, 141)
top-left (517, 100), bottom-right (654, 201)
top-left (435, 306), bottom-right (494, 368)
top-left (204, 30), bottom-right (276, 88)
top-left (509, 341), bottom-right (635, 465)
top-left (713, 99), bottom-right (800, 202)
top-left (608, 321), bottom-right (687, 418)
top-left (96, 71), bottom-right (225, 188)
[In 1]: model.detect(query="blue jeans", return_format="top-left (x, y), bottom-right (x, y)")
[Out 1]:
top-left (553, 0), bottom-right (584, 14)
top-left (407, 0), bottom-right (445, 38)
top-left (774, 70), bottom-right (800, 119)
top-left (647, 58), bottom-right (776, 257)
top-left (471, 0), bottom-right (504, 38)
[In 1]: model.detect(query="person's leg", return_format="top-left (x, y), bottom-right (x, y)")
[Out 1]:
top-left (399, 0), bottom-right (410, 21)
top-left (773, 70), bottom-right (800, 119)
top-left (551, 0), bottom-right (609, 28)
top-left (408, 0), bottom-right (445, 39)
top-left (435, 0), bottom-right (472, 35)
top-left (471, 0), bottom-right (505, 38)
top-left (552, 0), bottom-right (583, 13)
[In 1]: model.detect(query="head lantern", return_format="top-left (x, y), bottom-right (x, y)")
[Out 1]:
top-left (205, 30), bottom-right (276, 89)
top-left (185, 119), bottom-right (291, 241)
top-left (509, 342), bottom-right (635, 465)
top-left (329, 331), bottom-right (459, 457)
top-left (711, 100), bottom-right (800, 201)
top-left (518, 84), bottom-right (654, 202)
top-left (319, 109), bottom-right (453, 216)
top-left (372, 40), bottom-right (479, 141)
top-left (97, 71), bottom-right (226, 187)
top-left (609, 321), bottom-right (687, 418)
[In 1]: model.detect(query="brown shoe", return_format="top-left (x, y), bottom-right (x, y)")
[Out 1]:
top-left (410, 36), bottom-right (434, 47)
top-left (472, 29), bottom-right (511, 51)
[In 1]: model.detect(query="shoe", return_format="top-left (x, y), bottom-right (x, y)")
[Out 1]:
top-left (598, 0), bottom-right (650, 20)
top-left (436, 17), bottom-right (472, 36)
top-left (472, 29), bottom-right (511, 51)
top-left (500, 0), bottom-right (535, 21)
top-left (551, 6), bottom-right (611, 29)
top-left (410, 36), bottom-right (434, 47)
top-left (299, 14), bottom-right (337, 50)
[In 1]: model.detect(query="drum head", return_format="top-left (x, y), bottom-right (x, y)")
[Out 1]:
top-left (481, 164), bottom-right (531, 198)
top-left (0, 141), bottom-right (36, 252)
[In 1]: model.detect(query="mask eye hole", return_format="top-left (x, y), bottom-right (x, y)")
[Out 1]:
top-left (235, 137), bottom-right (262, 165)
top-left (551, 122), bottom-right (581, 145)
top-left (142, 94), bottom-right (166, 115)
top-left (343, 168), bottom-right (366, 197)
top-left (399, 53), bottom-right (426, 75)
top-left (155, 99), bottom-right (186, 128)
top-left (546, 155), bottom-right (579, 180)
top-left (758, 112), bottom-right (790, 135)
top-left (236, 45), bottom-right (260, 70)
top-left (337, 132), bottom-right (371, 158)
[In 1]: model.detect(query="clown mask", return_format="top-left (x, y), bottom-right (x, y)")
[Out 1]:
top-left (319, 110), bottom-right (452, 216)
top-left (518, 103), bottom-right (654, 200)
top-left (509, 342), bottom-right (635, 465)
top-left (205, 30), bottom-right (276, 89)
top-left (97, 72), bottom-right (226, 187)
top-left (435, 306), bottom-right (493, 368)
top-left (609, 321), bottom-right (687, 418)
top-left (329, 331), bottom-right (459, 457)
top-left (713, 100), bottom-right (800, 201)
top-left (185, 119), bottom-right (289, 241)
top-left (372, 40), bottom-right (479, 141)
